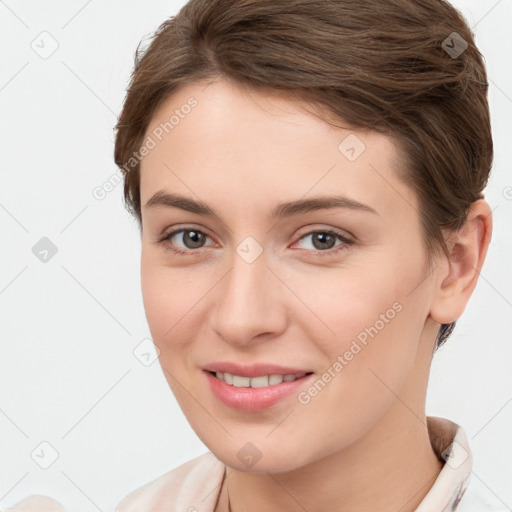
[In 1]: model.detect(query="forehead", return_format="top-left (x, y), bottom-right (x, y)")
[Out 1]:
top-left (139, 79), bottom-right (416, 222)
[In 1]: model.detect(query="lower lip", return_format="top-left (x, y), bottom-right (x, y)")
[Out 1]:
top-left (204, 371), bottom-right (314, 412)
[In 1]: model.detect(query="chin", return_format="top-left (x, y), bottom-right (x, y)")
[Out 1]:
top-left (204, 436), bottom-right (314, 475)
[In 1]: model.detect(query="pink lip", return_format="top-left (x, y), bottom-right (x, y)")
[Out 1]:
top-left (202, 361), bottom-right (312, 378)
top-left (203, 370), bottom-right (315, 412)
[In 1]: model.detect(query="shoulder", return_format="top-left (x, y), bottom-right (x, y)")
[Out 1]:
top-left (114, 451), bottom-right (226, 512)
top-left (2, 495), bottom-right (65, 512)
top-left (455, 475), bottom-right (509, 512)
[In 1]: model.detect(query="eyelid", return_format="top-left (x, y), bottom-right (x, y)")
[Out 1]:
top-left (294, 224), bottom-right (355, 242)
top-left (157, 223), bottom-right (215, 243)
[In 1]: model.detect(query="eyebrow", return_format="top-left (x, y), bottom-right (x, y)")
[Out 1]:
top-left (144, 190), bottom-right (378, 218)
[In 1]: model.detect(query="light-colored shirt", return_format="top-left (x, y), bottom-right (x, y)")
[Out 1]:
top-left (3, 416), bottom-right (508, 511)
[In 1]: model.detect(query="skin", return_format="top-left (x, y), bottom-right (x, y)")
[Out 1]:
top-left (138, 77), bottom-right (492, 512)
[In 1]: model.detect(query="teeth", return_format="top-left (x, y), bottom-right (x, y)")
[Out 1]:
top-left (214, 371), bottom-right (308, 388)
top-left (269, 374), bottom-right (283, 385)
top-left (233, 375), bottom-right (250, 387)
top-left (249, 375), bottom-right (269, 388)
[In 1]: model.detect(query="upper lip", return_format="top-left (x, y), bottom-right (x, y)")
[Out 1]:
top-left (202, 362), bottom-right (313, 378)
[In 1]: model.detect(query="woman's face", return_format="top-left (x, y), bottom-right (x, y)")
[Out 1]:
top-left (139, 78), bottom-right (441, 472)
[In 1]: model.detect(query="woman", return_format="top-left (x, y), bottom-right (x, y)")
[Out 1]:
top-left (6, 0), bottom-right (500, 511)
top-left (110, 0), bottom-right (498, 509)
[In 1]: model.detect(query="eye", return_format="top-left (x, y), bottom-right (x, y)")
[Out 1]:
top-left (157, 227), bottom-right (214, 255)
top-left (293, 229), bottom-right (354, 255)
top-left (156, 226), bottom-right (354, 256)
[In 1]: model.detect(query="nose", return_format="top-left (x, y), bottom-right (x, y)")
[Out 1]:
top-left (209, 248), bottom-right (287, 348)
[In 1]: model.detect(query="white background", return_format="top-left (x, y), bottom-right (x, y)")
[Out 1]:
top-left (1, 0), bottom-right (511, 510)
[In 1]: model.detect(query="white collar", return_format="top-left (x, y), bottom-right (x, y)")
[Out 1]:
top-left (415, 416), bottom-right (472, 511)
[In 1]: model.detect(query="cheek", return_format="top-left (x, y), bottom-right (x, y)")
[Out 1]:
top-left (287, 256), bottom-right (423, 386)
top-left (282, 258), bottom-right (406, 354)
top-left (140, 254), bottom-right (219, 376)
top-left (140, 260), bottom-right (201, 408)
top-left (141, 263), bottom-right (170, 340)
top-left (307, 240), bottom-right (427, 357)
top-left (286, 256), bottom-right (427, 435)
top-left (140, 256), bottom-right (192, 353)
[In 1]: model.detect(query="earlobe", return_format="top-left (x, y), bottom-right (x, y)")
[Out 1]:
top-left (430, 199), bottom-right (493, 325)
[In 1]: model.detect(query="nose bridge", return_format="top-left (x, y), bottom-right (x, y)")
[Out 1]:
top-left (211, 239), bottom-right (285, 344)
top-left (224, 243), bottom-right (271, 317)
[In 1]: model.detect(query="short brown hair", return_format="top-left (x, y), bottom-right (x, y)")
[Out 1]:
top-left (114, 0), bottom-right (493, 349)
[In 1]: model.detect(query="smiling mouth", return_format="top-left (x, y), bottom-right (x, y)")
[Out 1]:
top-left (207, 370), bottom-right (314, 388)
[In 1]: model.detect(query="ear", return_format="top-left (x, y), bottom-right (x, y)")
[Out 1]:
top-left (430, 199), bottom-right (493, 324)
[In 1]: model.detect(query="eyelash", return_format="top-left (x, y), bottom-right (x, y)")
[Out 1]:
top-left (156, 226), bottom-right (355, 257)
